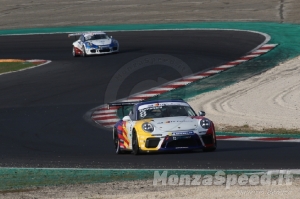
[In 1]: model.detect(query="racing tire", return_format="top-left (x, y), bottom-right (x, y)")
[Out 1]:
top-left (132, 130), bottom-right (140, 155)
top-left (203, 147), bottom-right (216, 152)
top-left (114, 132), bottom-right (122, 154)
top-left (72, 47), bottom-right (79, 57)
top-left (203, 140), bottom-right (217, 152)
top-left (82, 47), bottom-right (87, 57)
top-left (114, 128), bottom-right (124, 154)
top-left (113, 128), bottom-right (130, 154)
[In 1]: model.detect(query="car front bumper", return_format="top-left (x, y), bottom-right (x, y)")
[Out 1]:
top-left (86, 46), bottom-right (119, 55)
top-left (139, 134), bottom-right (215, 152)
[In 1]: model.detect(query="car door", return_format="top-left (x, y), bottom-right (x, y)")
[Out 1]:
top-left (78, 35), bottom-right (85, 50)
top-left (123, 110), bottom-right (135, 149)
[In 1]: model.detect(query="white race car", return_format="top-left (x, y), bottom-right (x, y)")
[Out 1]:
top-left (68, 31), bottom-right (119, 57)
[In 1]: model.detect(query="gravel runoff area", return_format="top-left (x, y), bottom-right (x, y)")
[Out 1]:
top-left (0, 0), bottom-right (300, 30)
top-left (189, 55), bottom-right (300, 131)
top-left (1, 0), bottom-right (300, 198)
top-left (1, 178), bottom-right (300, 199)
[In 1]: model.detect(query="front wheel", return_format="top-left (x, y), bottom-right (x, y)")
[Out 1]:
top-left (132, 131), bottom-right (140, 155)
top-left (203, 139), bottom-right (217, 152)
top-left (114, 128), bottom-right (122, 154)
top-left (72, 47), bottom-right (79, 57)
top-left (82, 47), bottom-right (87, 57)
top-left (203, 146), bottom-right (216, 152)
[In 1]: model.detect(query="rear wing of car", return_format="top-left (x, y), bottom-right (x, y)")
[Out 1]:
top-left (68, 31), bottom-right (106, 37)
top-left (107, 101), bottom-right (137, 109)
top-left (107, 101), bottom-right (138, 117)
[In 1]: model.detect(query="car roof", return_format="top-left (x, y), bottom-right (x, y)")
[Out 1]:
top-left (136, 99), bottom-right (187, 107)
top-left (83, 32), bottom-right (106, 36)
top-left (68, 31), bottom-right (106, 38)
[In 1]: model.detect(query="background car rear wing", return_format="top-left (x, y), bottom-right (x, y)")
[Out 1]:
top-left (68, 31), bottom-right (105, 37)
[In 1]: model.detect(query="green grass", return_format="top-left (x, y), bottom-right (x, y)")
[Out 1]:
top-left (0, 62), bottom-right (36, 74)
top-left (0, 168), bottom-right (265, 191)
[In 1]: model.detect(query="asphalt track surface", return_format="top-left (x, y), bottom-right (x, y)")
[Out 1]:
top-left (1, 30), bottom-right (299, 169)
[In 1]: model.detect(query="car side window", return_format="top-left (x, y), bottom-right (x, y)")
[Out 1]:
top-left (186, 107), bottom-right (197, 116)
top-left (129, 109), bottom-right (135, 120)
top-left (79, 35), bottom-right (85, 42)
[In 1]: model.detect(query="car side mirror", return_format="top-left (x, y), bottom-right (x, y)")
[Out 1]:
top-left (122, 116), bottom-right (131, 121)
top-left (198, 111), bottom-right (206, 116)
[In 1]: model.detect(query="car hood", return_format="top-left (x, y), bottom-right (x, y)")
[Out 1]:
top-left (151, 116), bottom-right (199, 132)
top-left (88, 39), bottom-right (112, 46)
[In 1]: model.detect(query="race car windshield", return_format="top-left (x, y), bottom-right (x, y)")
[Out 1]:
top-left (86, 34), bottom-right (109, 40)
top-left (138, 105), bottom-right (197, 120)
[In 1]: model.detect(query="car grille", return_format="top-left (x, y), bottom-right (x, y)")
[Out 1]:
top-left (201, 135), bottom-right (214, 145)
top-left (145, 138), bottom-right (160, 148)
top-left (164, 136), bottom-right (201, 148)
top-left (100, 48), bottom-right (110, 52)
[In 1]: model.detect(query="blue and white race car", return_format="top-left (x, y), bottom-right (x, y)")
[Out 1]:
top-left (108, 99), bottom-right (217, 155)
top-left (68, 31), bottom-right (119, 57)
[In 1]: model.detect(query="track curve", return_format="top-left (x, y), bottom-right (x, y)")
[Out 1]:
top-left (1, 30), bottom-right (299, 169)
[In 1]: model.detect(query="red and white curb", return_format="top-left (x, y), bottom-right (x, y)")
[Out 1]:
top-left (216, 135), bottom-right (300, 142)
top-left (0, 59), bottom-right (51, 76)
top-left (91, 44), bottom-right (280, 134)
top-left (116, 44), bottom-right (278, 103)
top-left (91, 106), bottom-right (120, 127)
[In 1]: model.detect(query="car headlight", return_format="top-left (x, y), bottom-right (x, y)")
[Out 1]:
top-left (200, 119), bottom-right (211, 129)
top-left (142, 122), bottom-right (154, 132)
top-left (112, 40), bottom-right (118, 45)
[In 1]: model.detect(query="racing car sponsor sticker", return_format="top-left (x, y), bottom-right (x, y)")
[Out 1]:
top-left (139, 106), bottom-right (163, 118)
top-left (173, 136), bottom-right (191, 140)
top-left (138, 102), bottom-right (189, 110)
top-left (152, 134), bottom-right (162, 136)
top-left (172, 131), bottom-right (194, 135)
top-left (164, 120), bottom-right (194, 123)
